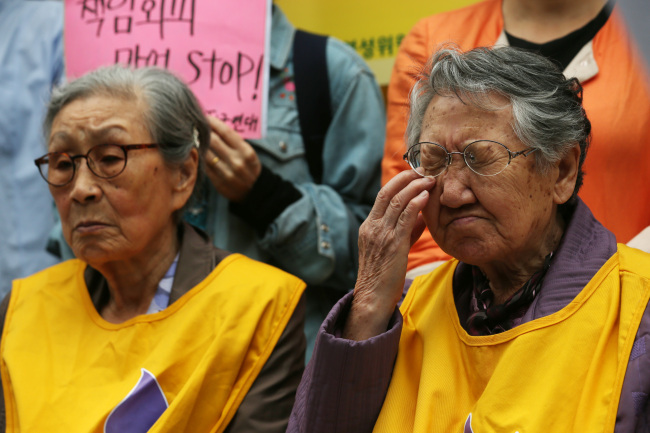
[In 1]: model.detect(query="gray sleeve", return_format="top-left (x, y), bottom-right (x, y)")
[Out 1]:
top-left (224, 294), bottom-right (306, 433)
top-left (288, 291), bottom-right (402, 433)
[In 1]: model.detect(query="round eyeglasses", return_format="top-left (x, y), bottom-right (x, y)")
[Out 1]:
top-left (34, 144), bottom-right (159, 187)
top-left (403, 140), bottom-right (537, 178)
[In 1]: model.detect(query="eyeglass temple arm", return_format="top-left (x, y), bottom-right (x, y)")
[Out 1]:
top-left (512, 148), bottom-right (538, 158)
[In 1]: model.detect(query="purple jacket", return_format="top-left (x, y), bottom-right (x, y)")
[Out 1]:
top-left (288, 199), bottom-right (650, 432)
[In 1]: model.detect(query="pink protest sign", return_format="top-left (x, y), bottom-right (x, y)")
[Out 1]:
top-left (64, 0), bottom-right (271, 139)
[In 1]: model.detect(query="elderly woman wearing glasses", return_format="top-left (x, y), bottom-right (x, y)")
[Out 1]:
top-left (288, 46), bottom-right (650, 433)
top-left (0, 66), bottom-right (306, 433)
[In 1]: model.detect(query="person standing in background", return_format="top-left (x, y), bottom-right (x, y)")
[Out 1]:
top-left (382, 0), bottom-right (650, 277)
top-left (0, 0), bottom-right (64, 298)
top-left (199, 4), bottom-right (385, 360)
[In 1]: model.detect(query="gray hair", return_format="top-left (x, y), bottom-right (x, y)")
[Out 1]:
top-left (44, 65), bottom-right (210, 220)
top-left (406, 45), bottom-right (591, 207)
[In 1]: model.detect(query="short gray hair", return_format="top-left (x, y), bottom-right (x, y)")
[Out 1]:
top-left (406, 45), bottom-right (591, 207)
top-left (44, 65), bottom-right (210, 219)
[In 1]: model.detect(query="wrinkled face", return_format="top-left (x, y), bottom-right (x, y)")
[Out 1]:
top-left (420, 94), bottom-right (561, 268)
top-left (48, 94), bottom-right (183, 266)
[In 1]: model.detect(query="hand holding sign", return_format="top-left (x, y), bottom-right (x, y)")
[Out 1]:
top-left (65, 0), bottom-right (270, 139)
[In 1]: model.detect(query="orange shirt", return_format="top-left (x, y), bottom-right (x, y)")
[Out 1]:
top-left (383, 0), bottom-right (650, 270)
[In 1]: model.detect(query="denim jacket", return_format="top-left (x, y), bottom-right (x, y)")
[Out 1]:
top-left (201, 6), bottom-right (385, 290)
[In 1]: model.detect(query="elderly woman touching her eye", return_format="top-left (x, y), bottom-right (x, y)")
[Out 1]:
top-left (288, 46), bottom-right (650, 433)
top-left (0, 66), bottom-right (306, 433)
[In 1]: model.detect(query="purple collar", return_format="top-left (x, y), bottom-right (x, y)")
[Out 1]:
top-left (521, 198), bottom-right (617, 321)
top-left (453, 198), bottom-right (617, 326)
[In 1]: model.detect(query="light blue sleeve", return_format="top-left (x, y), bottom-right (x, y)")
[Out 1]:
top-left (0, 1), bottom-right (66, 297)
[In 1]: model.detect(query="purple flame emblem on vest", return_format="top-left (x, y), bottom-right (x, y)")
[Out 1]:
top-left (463, 413), bottom-right (520, 433)
top-left (464, 413), bottom-right (475, 433)
top-left (104, 368), bottom-right (169, 433)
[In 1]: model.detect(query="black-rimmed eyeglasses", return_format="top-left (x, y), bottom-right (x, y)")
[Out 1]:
top-left (34, 144), bottom-right (159, 187)
top-left (403, 140), bottom-right (537, 178)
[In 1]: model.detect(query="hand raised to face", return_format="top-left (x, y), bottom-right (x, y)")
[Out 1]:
top-left (343, 170), bottom-right (436, 341)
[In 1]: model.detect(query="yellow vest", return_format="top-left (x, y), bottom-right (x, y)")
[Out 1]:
top-left (374, 245), bottom-right (650, 433)
top-left (1, 254), bottom-right (305, 433)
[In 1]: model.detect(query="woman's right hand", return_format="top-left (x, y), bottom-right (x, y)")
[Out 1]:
top-left (343, 170), bottom-right (436, 341)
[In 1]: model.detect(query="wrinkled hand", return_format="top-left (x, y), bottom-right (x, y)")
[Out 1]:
top-left (205, 116), bottom-right (262, 202)
top-left (343, 170), bottom-right (436, 341)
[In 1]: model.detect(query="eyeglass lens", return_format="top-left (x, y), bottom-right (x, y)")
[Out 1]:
top-left (407, 141), bottom-right (511, 177)
top-left (39, 145), bottom-right (128, 186)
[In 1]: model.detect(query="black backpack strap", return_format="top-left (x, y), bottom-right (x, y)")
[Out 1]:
top-left (292, 29), bottom-right (333, 184)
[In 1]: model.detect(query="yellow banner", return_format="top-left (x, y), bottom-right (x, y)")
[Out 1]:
top-left (274, 0), bottom-right (480, 85)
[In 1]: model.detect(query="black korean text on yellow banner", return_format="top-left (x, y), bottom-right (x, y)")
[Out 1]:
top-left (275, 0), bottom-right (480, 85)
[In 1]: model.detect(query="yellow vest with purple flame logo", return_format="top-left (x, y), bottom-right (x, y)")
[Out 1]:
top-left (1, 254), bottom-right (305, 433)
top-left (374, 245), bottom-right (650, 433)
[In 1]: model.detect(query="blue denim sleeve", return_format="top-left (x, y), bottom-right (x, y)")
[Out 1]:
top-left (256, 37), bottom-right (385, 289)
top-left (1, 2), bottom-right (65, 297)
